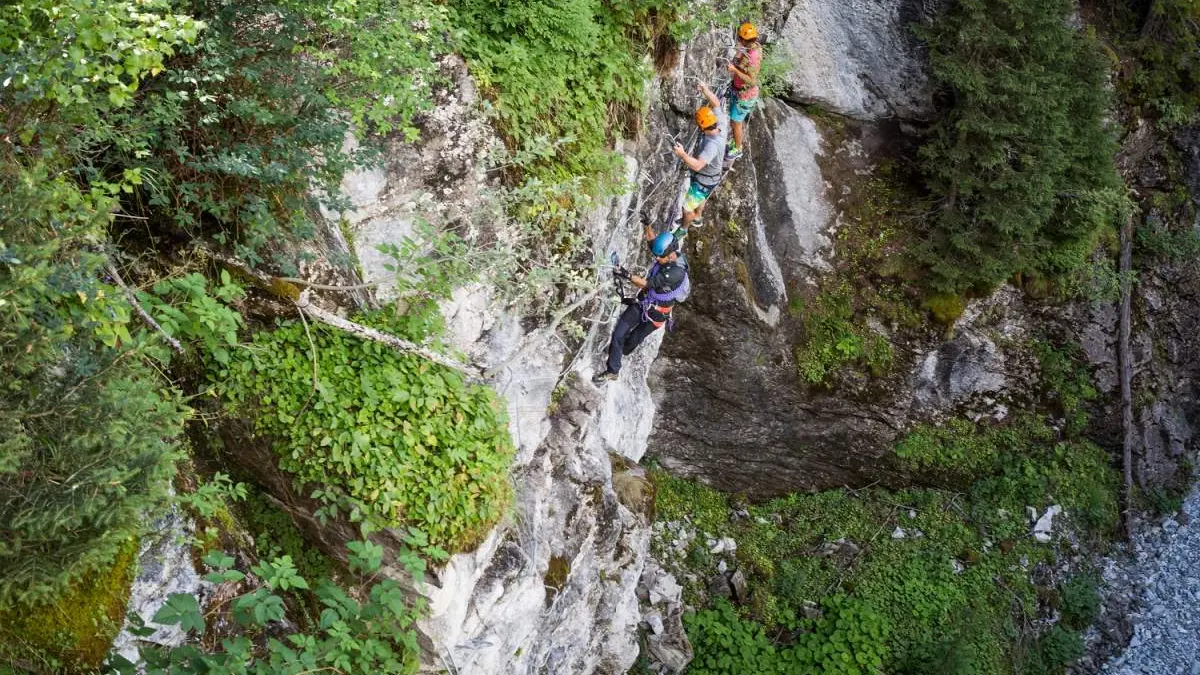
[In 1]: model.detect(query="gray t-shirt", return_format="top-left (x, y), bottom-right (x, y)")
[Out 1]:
top-left (692, 108), bottom-right (730, 188)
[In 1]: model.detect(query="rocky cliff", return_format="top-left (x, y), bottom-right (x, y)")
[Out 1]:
top-left (194, 1), bottom-right (1200, 673)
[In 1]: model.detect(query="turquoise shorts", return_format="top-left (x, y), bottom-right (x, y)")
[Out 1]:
top-left (684, 181), bottom-right (714, 212)
top-left (730, 96), bottom-right (758, 123)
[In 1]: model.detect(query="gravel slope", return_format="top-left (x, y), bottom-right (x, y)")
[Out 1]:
top-left (1100, 487), bottom-right (1200, 675)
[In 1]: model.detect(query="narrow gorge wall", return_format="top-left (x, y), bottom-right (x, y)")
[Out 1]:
top-left (242, 1), bottom-right (1200, 673)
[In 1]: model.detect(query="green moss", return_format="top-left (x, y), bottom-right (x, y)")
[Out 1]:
top-left (544, 555), bottom-right (570, 605)
top-left (923, 293), bottom-right (967, 326)
top-left (0, 538), bottom-right (139, 672)
top-left (652, 472), bottom-right (729, 535)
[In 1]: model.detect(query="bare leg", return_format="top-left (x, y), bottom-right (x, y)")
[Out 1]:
top-left (681, 207), bottom-right (697, 228)
top-left (731, 120), bottom-right (744, 151)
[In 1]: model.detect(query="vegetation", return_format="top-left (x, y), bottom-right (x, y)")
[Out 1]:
top-left (0, 539), bottom-right (139, 671)
top-left (792, 281), bottom-right (893, 385)
top-left (215, 310), bottom-right (514, 552)
top-left (917, 0), bottom-right (1128, 293)
top-left (653, 408), bottom-right (1120, 675)
top-left (451, 0), bottom-right (676, 180)
top-left (1094, 0), bottom-right (1200, 126)
top-left (685, 596), bottom-right (889, 675)
top-left (113, 545), bottom-right (426, 675)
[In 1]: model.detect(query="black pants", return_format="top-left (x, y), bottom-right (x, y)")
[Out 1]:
top-left (606, 304), bottom-right (661, 374)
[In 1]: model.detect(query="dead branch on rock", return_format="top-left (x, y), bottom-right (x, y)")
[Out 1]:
top-left (104, 255), bottom-right (185, 355)
top-left (294, 289), bottom-right (485, 383)
top-left (204, 248), bottom-right (485, 384)
top-left (276, 276), bottom-right (380, 292)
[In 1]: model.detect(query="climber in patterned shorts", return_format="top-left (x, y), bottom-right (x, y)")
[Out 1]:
top-left (725, 21), bottom-right (762, 161)
top-left (673, 82), bottom-right (728, 233)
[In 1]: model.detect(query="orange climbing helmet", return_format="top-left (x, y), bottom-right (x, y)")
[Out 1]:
top-left (695, 105), bottom-right (718, 130)
top-left (738, 22), bottom-right (758, 41)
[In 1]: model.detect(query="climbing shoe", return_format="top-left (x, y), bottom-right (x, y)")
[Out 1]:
top-left (725, 146), bottom-right (744, 162)
top-left (592, 370), bottom-right (618, 383)
top-left (690, 217), bottom-right (704, 228)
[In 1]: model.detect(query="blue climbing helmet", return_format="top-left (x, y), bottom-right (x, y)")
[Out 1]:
top-left (651, 231), bottom-right (678, 257)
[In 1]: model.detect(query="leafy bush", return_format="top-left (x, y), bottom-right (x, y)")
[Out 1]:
top-left (215, 315), bottom-right (514, 552)
top-left (451, 0), bottom-right (673, 180)
top-left (793, 282), bottom-right (893, 385)
top-left (1059, 573), bottom-right (1100, 631)
top-left (685, 597), bottom-right (888, 675)
top-left (113, 544), bottom-right (425, 675)
top-left (140, 271), bottom-right (246, 365)
top-left (917, 0), bottom-right (1126, 293)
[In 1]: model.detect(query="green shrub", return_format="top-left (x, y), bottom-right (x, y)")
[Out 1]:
top-left (1033, 340), bottom-right (1098, 437)
top-left (917, 0), bottom-right (1126, 293)
top-left (794, 282), bottom-right (893, 385)
top-left (1022, 625), bottom-right (1084, 675)
top-left (1059, 573), bottom-right (1100, 631)
top-left (114, 545), bottom-right (425, 675)
top-left (215, 314), bottom-right (514, 552)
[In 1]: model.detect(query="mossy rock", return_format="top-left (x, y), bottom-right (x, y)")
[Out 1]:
top-left (922, 293), bottom-right (967, 326)
top-left (544, 555), bottom-right (571, 606)
top-left (612, 460), bottom-right (657, 521)
top-left (0, 538), bottom-right (139, 672)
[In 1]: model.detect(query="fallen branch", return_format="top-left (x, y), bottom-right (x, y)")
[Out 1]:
top-left (296, 290), bottom-right (485, 384)
top-left (277, 277), bottom-right (379, 292)
top-left (205, 248), bottom-right (485, 383)
top-left (104, 257), bottom-right (185, 355)
top-left (1118, 214), bottom-right (1136, 540)
top-left (483, 286), bottom-right (606, 379)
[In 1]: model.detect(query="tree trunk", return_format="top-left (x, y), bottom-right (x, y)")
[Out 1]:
top-left (1118, 215), bottom-right (1136, 540)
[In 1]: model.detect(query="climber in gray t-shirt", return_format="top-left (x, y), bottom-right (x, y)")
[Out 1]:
top-left (673, 82), bottom-right (729, 233)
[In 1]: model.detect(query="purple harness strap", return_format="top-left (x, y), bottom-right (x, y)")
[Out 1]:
top-left (640, 262), bottom-right (690, 325)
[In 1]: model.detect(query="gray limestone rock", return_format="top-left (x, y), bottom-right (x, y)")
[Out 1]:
top-left (770, 0), bottom-right (945, 120)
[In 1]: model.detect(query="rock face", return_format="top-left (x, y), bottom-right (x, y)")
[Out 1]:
top-left (111, 509), bottom-right (208, 663)
top-left (769, 0), bottom-right (945, 120)
top-left (190, 7), bottom-right (1200, 675)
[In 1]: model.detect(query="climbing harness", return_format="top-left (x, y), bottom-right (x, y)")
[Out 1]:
top-left (640, 260), bottom-right (691, 330)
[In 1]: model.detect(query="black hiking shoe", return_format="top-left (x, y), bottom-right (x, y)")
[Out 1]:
top-left (592, 370), bottom-right (618, 383)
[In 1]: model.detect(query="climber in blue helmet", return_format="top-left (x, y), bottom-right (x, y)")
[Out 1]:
top-left (593, 230), bottom-right (691, 383)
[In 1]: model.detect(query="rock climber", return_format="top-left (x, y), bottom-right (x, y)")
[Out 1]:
top-left (725, 21), bottom-right (762, 161)
top-left (672, 82), bottom-right (728, 233)
top-left (593, 230), bottom-right (690, 383)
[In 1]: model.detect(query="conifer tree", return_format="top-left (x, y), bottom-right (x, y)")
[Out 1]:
top-left (918, 0), bottom-right (1125, 293)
